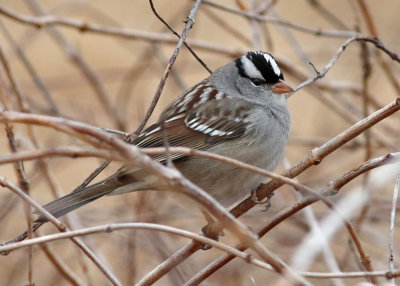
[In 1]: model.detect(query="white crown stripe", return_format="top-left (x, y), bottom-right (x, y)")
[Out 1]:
top-left (241, 56), bottom-right (264, 80)
top-left (263, 53), bottom-right (281, 76)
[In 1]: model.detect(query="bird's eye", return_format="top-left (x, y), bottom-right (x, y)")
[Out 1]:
top-left (250, 78), bottom-right (265, 86)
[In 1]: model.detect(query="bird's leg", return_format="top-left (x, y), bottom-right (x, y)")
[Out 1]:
top-left (200, 209), bottom-right (224, 250)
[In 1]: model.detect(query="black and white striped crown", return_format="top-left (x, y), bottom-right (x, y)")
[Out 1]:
top-left (235, 51), bottom-right (283, 84)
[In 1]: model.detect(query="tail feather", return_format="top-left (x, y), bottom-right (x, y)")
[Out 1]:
top-left (35, 180), bottom-right (118, 222)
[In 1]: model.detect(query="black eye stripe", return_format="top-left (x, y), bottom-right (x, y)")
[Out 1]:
top-left (250, 78), bottom-right (264, 86)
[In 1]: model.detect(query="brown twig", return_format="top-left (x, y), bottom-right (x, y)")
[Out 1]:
top-left (202, 0), bottom-right (358, 38)
top-left (0, 146), bottom-right (121, 164)
top-left (0, 5), bottom-right (241, 57)
top-left (0, 222), bottom-right (279, 274)
top-left (293, 36), bottom-right (400, 93)
top-left (149, 0), bottom-right (211, 74)
top-left (0, 3), bottom-right (358, 39)
top-left (356, 0), bottom-right (400, 93)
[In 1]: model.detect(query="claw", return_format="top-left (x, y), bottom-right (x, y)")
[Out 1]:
top-left (251, 190), bottom-right (274, 211)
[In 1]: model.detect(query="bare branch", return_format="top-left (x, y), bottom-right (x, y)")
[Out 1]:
top-left (133, 0), bottom-right (206, 135)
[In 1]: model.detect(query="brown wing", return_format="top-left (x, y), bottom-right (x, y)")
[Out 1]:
top-left (132, 94), bottom-right (252, 164)
top-left (132, 114), bottom-right (209, 162)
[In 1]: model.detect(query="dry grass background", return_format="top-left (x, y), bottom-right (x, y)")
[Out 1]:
top-left (0, 0), bottom-right (399, 285)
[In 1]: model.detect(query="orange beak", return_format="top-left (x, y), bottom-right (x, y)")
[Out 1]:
top-left (272, 79), bottom-right (293, 94)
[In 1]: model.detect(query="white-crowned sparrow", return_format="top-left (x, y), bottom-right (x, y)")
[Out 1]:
top-left (37, 51), bottom-right (293, 222)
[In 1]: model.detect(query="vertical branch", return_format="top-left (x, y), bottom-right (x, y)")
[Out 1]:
top-left (0, 44), bottom-right (34, 286)
top-left (356, 0), bottom-right (400, 93)
top-left (352, 40), bottom-right (373, 235)
top-left (133, 0), bottom-right (206, 136)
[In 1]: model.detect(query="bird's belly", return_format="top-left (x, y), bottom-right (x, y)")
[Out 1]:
top-left (177, 140), bottom-right (284, 206)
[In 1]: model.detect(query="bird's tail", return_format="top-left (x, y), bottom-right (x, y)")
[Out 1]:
top-left (35, 179), bottom-right (119, 222)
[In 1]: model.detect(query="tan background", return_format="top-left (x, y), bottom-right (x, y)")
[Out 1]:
top-left (0, 0), bottom-right (399, 285)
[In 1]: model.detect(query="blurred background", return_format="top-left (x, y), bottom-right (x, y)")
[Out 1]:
top-left (0, 0), bottom-right (399, 285)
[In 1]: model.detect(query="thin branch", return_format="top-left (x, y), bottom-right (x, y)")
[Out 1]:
top-left (356, 0), bottom-right (400, 93)
top-left (0, 146), bottom-right (121, 165)
top-left (202, 0), bottom-right (358, 38)
top-left (149, 0), bottom-right (211, 73)
top-left (133, 0), bottom-right (205, 135)
top-left (0, 222), bottom-right (277, 274)
top-left (0, 5), bottom-right (241, 57)
top-left (294, 36), bottom-right (400, 93)
top-left (301, 269), bottom-right (400, 279)
top-left (0, 4), bottom-right (358, 39)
